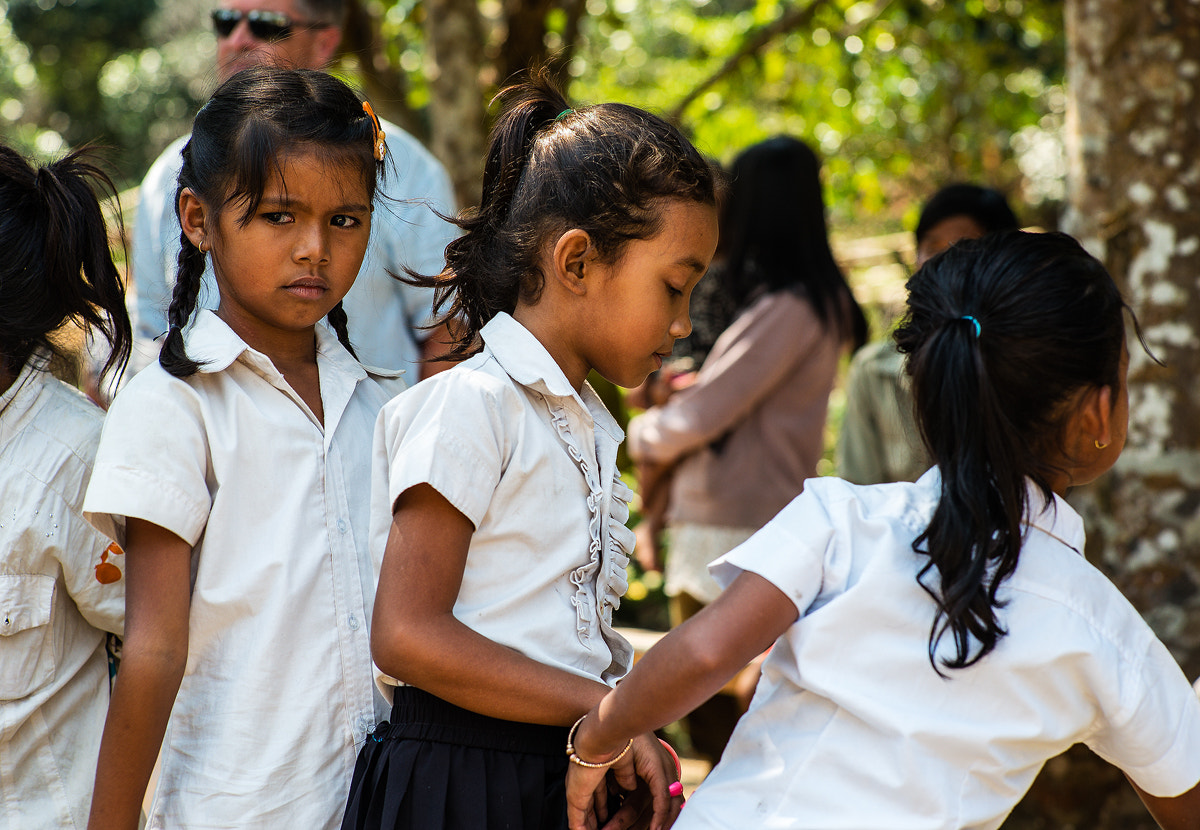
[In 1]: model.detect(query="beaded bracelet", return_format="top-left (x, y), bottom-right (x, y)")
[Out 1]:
top-left (566, 714), bottom-right (633, 769)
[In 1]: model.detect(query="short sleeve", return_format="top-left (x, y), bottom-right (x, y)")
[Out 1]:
top-left (1086, 632), bottom-right (1200, 797)
top-left (709, 485), bottom-right (837, 617)
top-left (84, 370), bottom-right (212, 546)
top-left (57, 495), bottom-right (126, 637)
top-left (373, 369), bottom-right (507, 530)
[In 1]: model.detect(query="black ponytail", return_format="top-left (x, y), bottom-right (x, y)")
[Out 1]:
top-left (161, 66), bottom-right (381, 377)
top-left (411, 69), bottom-right (716, 361)
top-left (894, 231), bottom-right (1129, 673)
top-left (0, 143), bottom-right (132, 385)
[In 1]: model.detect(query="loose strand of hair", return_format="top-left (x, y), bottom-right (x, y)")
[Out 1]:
top-left (429, 73), bottom-right (570, 359)
top-left (49, 149), bottom-right (133, 385)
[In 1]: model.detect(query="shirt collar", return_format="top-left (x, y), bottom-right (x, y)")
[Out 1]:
top-left (914, 467), bottom-right (1085, 556)
top-left (184, 309), bottom-right (372, 383)
top-left (480, 312), bottom-right (623, 441)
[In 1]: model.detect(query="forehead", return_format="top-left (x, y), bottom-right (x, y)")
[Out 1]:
top-left (219, 0), bottom-right (306, 15)
top-left (267, 149), bottom-right (370, 200)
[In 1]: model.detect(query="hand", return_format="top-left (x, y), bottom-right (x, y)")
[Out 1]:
top-left (567, 732), bottom-right (683, 830)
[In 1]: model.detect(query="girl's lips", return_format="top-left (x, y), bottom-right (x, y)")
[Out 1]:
top-left (284, 278), bottom-right (328, 300)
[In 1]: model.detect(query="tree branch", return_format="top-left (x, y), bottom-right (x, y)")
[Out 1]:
top-left (669, 0), bottom-right (830, 122)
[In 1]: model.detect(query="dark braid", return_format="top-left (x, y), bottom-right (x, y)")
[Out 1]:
top-left (325, 301), bottom-right (356, 359)
top-left (159, 226), bottom-right (207, 377)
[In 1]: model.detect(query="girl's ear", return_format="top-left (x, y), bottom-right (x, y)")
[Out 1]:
top-left (178, 188), bottom-right (210, 251)
top-left (550, 228), bottom-right (594, 296)
top-left (1073, 383), bottom-right (1115, 451)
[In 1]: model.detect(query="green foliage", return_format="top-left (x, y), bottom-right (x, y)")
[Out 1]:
top-left (0, 0), bottom-right (1065, 228)
top-left (567, 0), bottom-right (1066, 234)
top-left (0, 0), bottom-right (210, 186)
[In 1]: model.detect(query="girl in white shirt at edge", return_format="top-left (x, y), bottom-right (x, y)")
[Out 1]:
top-left (85, 67), bottom-right (403, 830)
top-left (564, 231), bottom-right (1200, 830)
top-left (0, 143), bottom-right (131, 829)
top-left (342, 74), bottom-right (718, 830)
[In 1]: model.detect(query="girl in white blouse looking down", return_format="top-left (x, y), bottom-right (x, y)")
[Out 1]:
top-left (84, 68), bottom-right (405, 830)
top-left (342, 75), bottom-right (718, 830)
top-left (564, 231), bottom-right (1200, 830)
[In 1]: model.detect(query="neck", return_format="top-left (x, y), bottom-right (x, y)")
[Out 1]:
top-left (215, 307), bottom-right (319, 374)
top-left (511, 304), bottom-right (588, 392)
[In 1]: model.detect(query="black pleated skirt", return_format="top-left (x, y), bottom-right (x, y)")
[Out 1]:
top-left (341, 687), bottom-right (572, 830)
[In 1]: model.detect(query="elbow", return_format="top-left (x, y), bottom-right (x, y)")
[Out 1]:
top-left (370, 611), bottom-right (439, 685)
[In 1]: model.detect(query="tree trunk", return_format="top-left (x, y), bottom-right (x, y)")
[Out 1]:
top-left (425, 0), bottom-right (489, 208)
top-left (1004, 1), bottom-right (1200, 827)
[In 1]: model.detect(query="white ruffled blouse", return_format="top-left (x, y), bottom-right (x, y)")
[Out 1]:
top-left (371, 313), bottom-right (635, 690)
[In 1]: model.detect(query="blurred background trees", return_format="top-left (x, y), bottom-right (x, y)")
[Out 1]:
top-left (0, 0), bottom-right (1066, 239)
top-left (9, 2), bottom-right (1198, 827)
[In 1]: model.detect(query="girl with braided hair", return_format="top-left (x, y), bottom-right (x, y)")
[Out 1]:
top-left (85, 66), bottom-right (405, 830)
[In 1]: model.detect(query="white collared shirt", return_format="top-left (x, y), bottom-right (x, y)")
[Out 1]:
top-left (84, 311), bottom-right (405, 830)
top-left (129, 119), bottom-right (457, 376)
top-left (681, 470), bottom-right (1200, 830)
top-left (1, 359), bottom-right (123, 829)
top-left (372, 312), bottom-right (635, 693)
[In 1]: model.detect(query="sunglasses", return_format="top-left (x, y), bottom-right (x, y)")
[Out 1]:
top-left (211, 9), bottom-right (330, 41)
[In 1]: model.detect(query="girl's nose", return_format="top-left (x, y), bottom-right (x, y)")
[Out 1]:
top-left (294, 223), bottom-right (331, 265)
top-left (669, 310), bottom-right (693, 339)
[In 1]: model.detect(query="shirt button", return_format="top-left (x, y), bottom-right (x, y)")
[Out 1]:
top-left (348, 614), bottom-right (360, 631)
top-left (337, 519), bottom-right (348, 534)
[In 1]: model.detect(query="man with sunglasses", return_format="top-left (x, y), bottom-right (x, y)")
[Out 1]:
top-left (127, 0), bottom-right (457, 381)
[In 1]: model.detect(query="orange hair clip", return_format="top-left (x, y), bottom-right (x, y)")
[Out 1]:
top-left (362, 101), bottom-right (387, 162)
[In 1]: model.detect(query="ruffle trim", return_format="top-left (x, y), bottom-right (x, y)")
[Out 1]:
top-left (549, 404), bottom-right (634, 677)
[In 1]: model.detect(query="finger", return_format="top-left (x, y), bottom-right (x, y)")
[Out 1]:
top-left (593, 774), bottom-right (609, 825)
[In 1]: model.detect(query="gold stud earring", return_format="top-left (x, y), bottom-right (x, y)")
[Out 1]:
top-left (1095, 440), bottom-right (1109, 450)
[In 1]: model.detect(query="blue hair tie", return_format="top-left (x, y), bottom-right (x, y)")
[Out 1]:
top-left (961, 315), bottom-right (982, 338)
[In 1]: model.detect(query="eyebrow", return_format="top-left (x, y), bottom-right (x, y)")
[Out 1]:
top-left (677, 256), bottom-right (709, 273)
top-left (259, 197), bottom-right (371, 213)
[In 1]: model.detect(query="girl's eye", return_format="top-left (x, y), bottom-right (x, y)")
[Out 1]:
top-left (331, 214), bottom-right (362, 228)
top-left (263, 212), bottom-right (293, 224)
top-left (667, 284), bottom-right (684, 298)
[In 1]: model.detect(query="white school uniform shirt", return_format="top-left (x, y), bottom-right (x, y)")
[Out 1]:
top-left (0, 358), bottom-right (124, 830)
top-left (84, 311), bottom-right (405, 830)
top-left (680, 470), bottom-right (1200, 830)
top-left (372, 312), bottom-right (635, 695)
top-left (128, 120), bottom-right (456, 376)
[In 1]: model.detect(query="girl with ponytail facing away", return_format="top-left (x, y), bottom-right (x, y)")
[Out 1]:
top-left (344, 75), bottom-right (717, 830)
top-left (564, 231), bottom-right (1200, 830)
top-left (84, 67), bottom-right (406, 830)
top-left (0, 143), bottom-right (130, 829)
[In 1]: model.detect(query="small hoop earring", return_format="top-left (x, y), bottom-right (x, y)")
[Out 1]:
top-left (1095, 440), bottom-right (1109, 450)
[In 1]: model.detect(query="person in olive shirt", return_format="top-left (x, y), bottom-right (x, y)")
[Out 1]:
top-left (838, 184), bottom-right (1019, 485)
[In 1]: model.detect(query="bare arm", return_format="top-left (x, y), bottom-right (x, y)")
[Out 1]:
top-left (566, 572), bottom-right (797, 829)
top-left (88, 519), bottom-right (192, 830)
top-left (1130, 776), bottom-right (1200, 830)
top-left (371, 483), bottom-right (614, 724)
